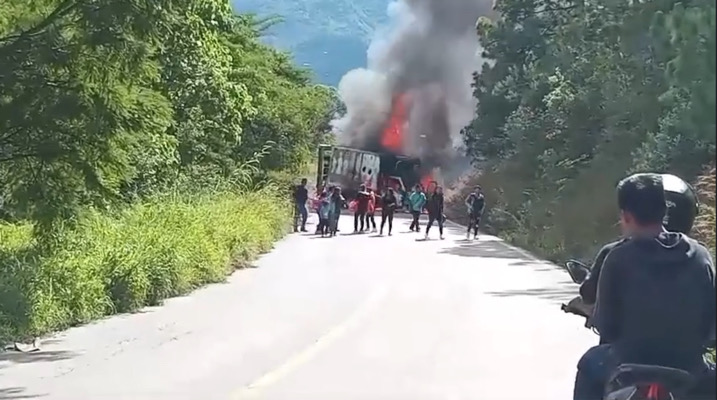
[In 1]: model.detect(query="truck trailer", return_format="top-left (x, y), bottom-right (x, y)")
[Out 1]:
top-left (315, 145), bottom-right (424, 208)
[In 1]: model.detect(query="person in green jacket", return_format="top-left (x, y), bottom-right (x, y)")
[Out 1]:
top-left (408, 184), bottom-right (427, 232)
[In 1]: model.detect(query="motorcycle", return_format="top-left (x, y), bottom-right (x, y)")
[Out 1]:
top-left (561, 260), bottom-right (697, 400)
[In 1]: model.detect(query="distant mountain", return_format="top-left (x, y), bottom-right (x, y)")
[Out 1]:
top-left (232, 0), bottom-right (388, 86)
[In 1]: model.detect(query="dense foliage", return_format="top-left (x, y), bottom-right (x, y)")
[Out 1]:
top-left (0, 0), bottom-right (333, 230)
top-left (461, 0), bottom-right (715, 260)
top-left (0, 0), bottom-right (333, 341)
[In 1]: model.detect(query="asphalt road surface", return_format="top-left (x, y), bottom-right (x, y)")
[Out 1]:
top-left (1, 213), bottom-right (596, 400)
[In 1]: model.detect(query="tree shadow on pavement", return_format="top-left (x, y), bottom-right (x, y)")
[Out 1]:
top-left (0, 349), bottom-right (78, 365)
top-left (0, 387), bottom-right (44, 399)
top-left (438, 238), bottom-right (529, 259)
top-left (485, 281), bottom-right (578, 305)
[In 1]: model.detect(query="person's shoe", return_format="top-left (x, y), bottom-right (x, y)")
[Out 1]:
top-left (379, 230), bottom-right (383, 236)
top-left (440, 235), bottom-right (445, 240)
top-left (388, 232), bottom-right (392, 236)
top-left (424, 233), bottom-right (429, 240)
top-left (466, 232), bottom-right (470, 239)
top-left (301, 228), bottom-right (308, 233)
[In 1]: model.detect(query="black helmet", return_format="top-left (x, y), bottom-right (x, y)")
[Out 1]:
top-left (660, 174), bottom-right (699, 234)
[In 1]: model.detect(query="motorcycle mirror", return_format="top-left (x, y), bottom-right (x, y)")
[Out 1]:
top-left (565, 259), bottom-right (590, 284)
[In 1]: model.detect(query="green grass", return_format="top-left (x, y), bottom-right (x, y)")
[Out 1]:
top-left (0, 187), bottom-right (291, 343)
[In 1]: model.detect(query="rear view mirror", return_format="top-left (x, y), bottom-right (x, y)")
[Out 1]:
top-left (565, 259), bottom-right (590, 284)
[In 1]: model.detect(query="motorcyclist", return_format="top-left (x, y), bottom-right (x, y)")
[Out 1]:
top-left (579, 174), bottom-right (701, 308)
top-left (572, 173), bottom-right (715, 400)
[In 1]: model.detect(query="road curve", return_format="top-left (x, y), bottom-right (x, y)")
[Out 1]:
top-left (1, 213), bottom-right (596, 400)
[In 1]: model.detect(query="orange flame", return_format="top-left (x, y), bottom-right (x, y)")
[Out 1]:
top-left (421, 174), bottom-right (434, 191)
top-left (381, 93), bottom-right (408, 152)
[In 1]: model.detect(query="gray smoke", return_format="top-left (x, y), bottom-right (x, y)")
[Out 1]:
top-left (331, 0), bottom-right (493, 177)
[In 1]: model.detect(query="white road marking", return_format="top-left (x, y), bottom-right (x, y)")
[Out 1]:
top-left (232, 285), bottom-right (390, 399)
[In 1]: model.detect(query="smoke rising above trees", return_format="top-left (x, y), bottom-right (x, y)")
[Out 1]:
top-left (331, 0), bottom-right (494, 175)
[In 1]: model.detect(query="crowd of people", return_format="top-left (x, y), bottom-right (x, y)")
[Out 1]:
top-left (292, 179), bottom-right (486, 240)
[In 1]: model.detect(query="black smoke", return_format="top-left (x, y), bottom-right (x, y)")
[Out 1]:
top-left (330, 0), bottom-right (494, 182)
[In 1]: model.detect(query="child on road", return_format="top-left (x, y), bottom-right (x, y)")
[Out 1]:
top-left (317, 192), bottom-right (331, 237)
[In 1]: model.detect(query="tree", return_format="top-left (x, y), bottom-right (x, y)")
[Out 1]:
top-left (461, 0), bottom-right (716, 259)
top-left (0, 0), bottom-right (176, 231)
top-left (0, 0), bottom-right (334, 234)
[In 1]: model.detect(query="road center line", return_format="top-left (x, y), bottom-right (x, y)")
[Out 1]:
top-left (232, 285), bottom-right (390, 399)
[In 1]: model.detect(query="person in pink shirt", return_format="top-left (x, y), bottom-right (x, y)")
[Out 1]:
top-left (366, 188), bottom-right (377, 233)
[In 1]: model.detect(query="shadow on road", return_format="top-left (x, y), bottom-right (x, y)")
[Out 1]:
top-left (0, 387), bottom-right (44, 399)
top-left (0, 349), bottom-right (78, 365)
top-left (485, 281), bottom-right (577, 304)
top-left (438, 238), bottom-right (529, 259)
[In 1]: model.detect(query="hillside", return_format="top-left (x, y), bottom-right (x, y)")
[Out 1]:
top-left (232, 0), bottom-right (388, 85)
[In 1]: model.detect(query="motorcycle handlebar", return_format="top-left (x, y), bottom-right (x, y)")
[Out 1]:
top-left (561, 302), bottom-right (589, 319)
top-left (561, 295), bottom-right (598, 331)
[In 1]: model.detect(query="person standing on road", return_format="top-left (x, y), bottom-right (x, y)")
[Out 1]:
top-left (425, 186), bottom-right (445, 240)
top-left (408, 184), bottom-right (427, 232)
top-left (398, 187), bottom-right (409, 212)
top-left (465, 185), bottom-right (485, 240)
top-left (293, 178), bottom-right (309, 232)
top-left (328, 186), bottom-right (345, 237)
top-left (316, 192), bottom-right (331, 237)
top-left (366, 188), bottom-right (377, 233)
top-left (353, 184), bottom-right (370, 233)
top-left (380, 188), bottom-right (397, 236)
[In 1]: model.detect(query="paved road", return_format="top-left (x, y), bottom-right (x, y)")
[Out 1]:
top-left (1, 213), bottom-right (596, 400)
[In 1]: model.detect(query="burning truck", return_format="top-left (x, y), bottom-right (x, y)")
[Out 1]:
top-left (315, 145), bottom-right (430, 208)
top-left (316, 92), bottom-right (443, 209)
top-left (321, 0), bottom-right (487, 210)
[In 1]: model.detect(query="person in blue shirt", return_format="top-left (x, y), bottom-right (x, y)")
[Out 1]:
top-left (316, 192), bottom-right (331, 237)
top-left (407, 184), bottom-right (427, 232)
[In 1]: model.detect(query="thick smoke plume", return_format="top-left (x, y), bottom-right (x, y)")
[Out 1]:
top-left (331, 0), bottom-right (493, 181)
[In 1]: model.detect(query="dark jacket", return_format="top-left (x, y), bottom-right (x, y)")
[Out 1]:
top-left (426, 192), bottom-right (444, 216)
top-left (593, 232), bottom-right (715, 369)
top-left (294, 185), bottom-right (308, 204)
top-left (579, 239), bottom-right (625, 304)
top-left (466, 192), bottom-right (485, 215)
top-left (382, 193), bottom-right (397, 212)
top-left (330, 193), bottom-right (345, 214)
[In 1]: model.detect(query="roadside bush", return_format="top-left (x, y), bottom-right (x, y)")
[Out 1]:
top-left (445, 165), bottom-right (716, 264)
top-left (693, 166), bottom-right (716, 256)
top-left (0, 187), bottom-right (290, 343)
